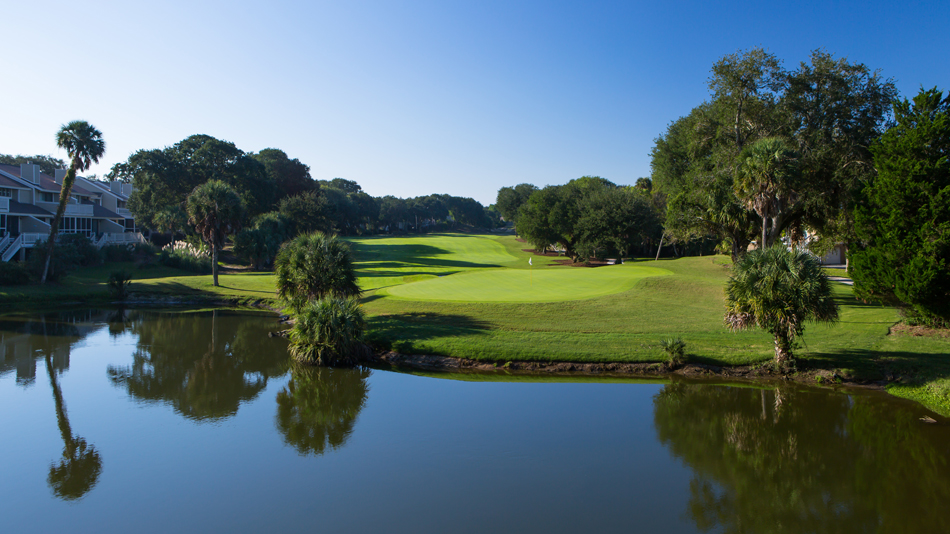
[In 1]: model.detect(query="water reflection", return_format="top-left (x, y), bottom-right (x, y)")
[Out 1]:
top-left (276, 365), bottom-right (370, 455)
top-left (107, 310), bottom-right (289, 421)
top-left (653, 382), bottom-right (950, 533)
top-left (0, 310), bottom-right (108, 386)
top-left (46, 353), bottom-right (101, 500)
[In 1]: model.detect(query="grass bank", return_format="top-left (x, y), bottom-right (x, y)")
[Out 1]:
top-left (2, 233), bottom-right (948, 414)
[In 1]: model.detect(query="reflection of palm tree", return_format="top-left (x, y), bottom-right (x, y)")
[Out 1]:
top-left (45, 354), bottom-right (101, 501)
top-left (276, 365), bottom-right (370, 455)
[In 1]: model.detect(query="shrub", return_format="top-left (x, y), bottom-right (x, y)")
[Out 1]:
top-left (27, 235), bottom-right (101, 282)
top-left (107, 271), bottom-right (132, 299)
top-left (275, 232), bottom-right (361, 313)
top-left (158, 241), bottom-right (211, 274)
top-left (288, 296), bottom-right (370, 366)
top-left (0, 261), bottom-right (30, 286)
top-left (660, 337), bottom-right (687, 367)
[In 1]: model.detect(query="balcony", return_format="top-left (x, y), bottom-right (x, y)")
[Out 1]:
top-left (0, 197), bottom-right (8, 213)
top-left (64, 204), bottom-right (94, 216)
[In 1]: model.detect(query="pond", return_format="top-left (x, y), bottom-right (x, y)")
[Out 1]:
top-left (1, 309), bottom-right (948, 533)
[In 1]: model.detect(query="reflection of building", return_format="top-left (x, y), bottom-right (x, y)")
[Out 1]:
top-left (0, 163), bottom-right (144, 262)
top-left (0, 310), bottom-right (118, 385)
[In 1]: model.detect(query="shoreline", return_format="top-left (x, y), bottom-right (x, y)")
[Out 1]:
top-left (365, 349), bottom-right (888, 391)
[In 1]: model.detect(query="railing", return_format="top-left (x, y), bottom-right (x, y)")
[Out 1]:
top-left (0, 233), bottom-right (11, 258)
top-left (116, 208), bottom-right (132, 217)
top-left (64, 204), bottom-right (94, 216)
top-left (2, 235), bottom-right (23, 262)
top-left (95, 232), bottom-right (146, 248)
top-left (0, 197), bottom-right (8, 212)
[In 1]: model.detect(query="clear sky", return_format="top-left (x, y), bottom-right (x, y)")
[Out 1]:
top-left (3, 0), bottom-right (948, 205)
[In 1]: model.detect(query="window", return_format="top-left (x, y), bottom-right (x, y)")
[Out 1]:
top-left (0, 188), bottom-right (12, 198)
top-left (40, 192), bottom-right (55, 203)
top-left (60, 217), bottom-right (92, 237)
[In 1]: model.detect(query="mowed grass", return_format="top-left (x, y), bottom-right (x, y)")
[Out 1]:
top-left (4, 232), bottom-right (948, 414)
top-left (381, 264), bottom-right (672, 302)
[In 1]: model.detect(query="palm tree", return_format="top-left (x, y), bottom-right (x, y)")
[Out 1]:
top-left (724, 246), bottom-right (838, 364)
top-left (41, 121), bottom-right (106, 283)
top-left (287, 296), bottom-right (370, 366)
top-left (734, 137), bottom-right (800, 249)
top-left (274, 232), bottom-right (361, 313)
top-left (186, 180), bottom-right (245, 286)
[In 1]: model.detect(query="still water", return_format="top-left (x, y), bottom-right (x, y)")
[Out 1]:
top-left (1, 309), bottom-right (948, 533)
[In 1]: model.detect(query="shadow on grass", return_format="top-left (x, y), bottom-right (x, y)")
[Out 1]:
top-left (351, 243), bottom-right (501, 270)
top-left (365, 312), bottom-right (492, 353)
top-left (355, 269), bottom-right (461, 278)
top-left (801, 348), bottom-right (950, 382)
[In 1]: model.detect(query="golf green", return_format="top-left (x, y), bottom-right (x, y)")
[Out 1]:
top-left (380, 264), bottom-right (673, 302)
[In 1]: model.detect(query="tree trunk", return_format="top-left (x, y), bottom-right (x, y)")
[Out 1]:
top-left (41, 166), bottom-right (77, 284)
top-left (655, 233), bottom-right (665, 261)
top-left (773, 334), bottom-right (793, 364)
top-left (212, 242), bottom-right (219, 286)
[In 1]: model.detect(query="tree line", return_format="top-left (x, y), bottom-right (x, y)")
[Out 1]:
top-left (109, 134), bottom-right (501, 269)
top-left (498, 48), bottom-right (949, 327)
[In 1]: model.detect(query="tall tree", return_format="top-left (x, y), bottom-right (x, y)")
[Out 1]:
top-left (186, 180), bottom-right (245, 286)
top-left (495, 183), bottom-right (538, 223)
top-left (41, 121), bottom-right (106, 284)
top-left (252, 148), bottom-right (317, 199)
top-left (851, 87), bottom-right (950, 325)
top-left (653, 48), bottom-right (896, 260)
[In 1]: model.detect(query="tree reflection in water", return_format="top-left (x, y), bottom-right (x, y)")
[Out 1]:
top-left (653, 382), bottom-right (950, 533)
top-left (46, 353), bottom-right (101, 501)
top-left (108, 310), bottom-right (288, 421)
top-left (276, 365), bottom-right (370, 455)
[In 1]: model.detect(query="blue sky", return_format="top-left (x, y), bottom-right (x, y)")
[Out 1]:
top-left (3, 0), bottom-right (948, 205)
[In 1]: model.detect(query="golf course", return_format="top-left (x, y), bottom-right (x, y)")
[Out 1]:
top-left (2, 232), bottom-right (948, 413)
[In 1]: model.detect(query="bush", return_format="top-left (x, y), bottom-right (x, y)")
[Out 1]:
top-left (0, 261), bottom-right (30, 286)
top-left (159, 241), bottom-right (212, 274)
top-left (660, 337), bottom-right (687, 367)
top-left (27, 234), bottom-right (101, 282)
top-left (288, 296), bottom-right (370, 366)
top-left (108, 271), bottom-right (132, 299)
top-left (275, 232), bottom-right (361, 312)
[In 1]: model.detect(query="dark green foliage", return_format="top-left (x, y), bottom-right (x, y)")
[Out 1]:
top-left (495, 183), bottom-right (538, 223)
top-left (252, 148), bottom-right (317, 199)
top-left (279, 190), bottom-right (332, 235)
top-left (30, 235), bottom-right (102, 282)
top-left (107, 271), bottom-right (132, 299)
top-left (0, 261), bottom-right (30, 285)
top-left (186, 180), bottom-right (245, 286)
top-left (516, 177), bottom-right (661, 262)
top-left (0, 154), bottom-right (67, 175)
top-left (652, 48), bottom-right (897, 260)
top-left (288, 296), bottom-right (369, 366)
top-left (725, 246), bottom-right (839, 362)
top-left (116, 135), bottom-right (274, 228)
top-left (233, 212), bottom-right (292, 269)
top-left (851, 88), bottom-right (950, 326)
top-left (275, 232), bottom-right (361, 312)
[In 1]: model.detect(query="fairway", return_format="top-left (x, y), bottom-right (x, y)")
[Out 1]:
top-left (380, 264), bottom-right (673, 302)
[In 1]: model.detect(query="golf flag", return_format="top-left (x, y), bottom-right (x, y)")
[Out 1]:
top-left (529, 257), bottom-right (532, 266)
